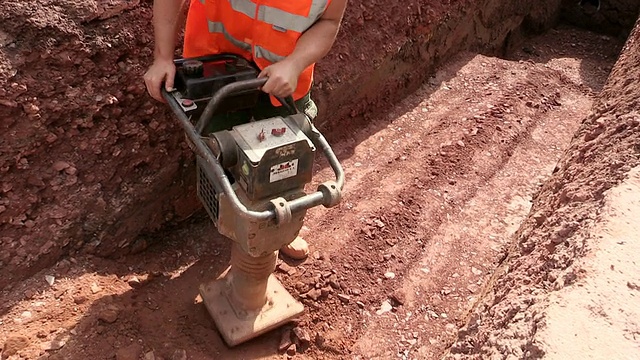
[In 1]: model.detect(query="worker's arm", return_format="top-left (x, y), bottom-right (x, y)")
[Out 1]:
top-left (286, 0), bottom-right (349, 74)
top-left (144, 0), bottom-right (186, 102)
top-left (260, 0), bottom-right (348, 97)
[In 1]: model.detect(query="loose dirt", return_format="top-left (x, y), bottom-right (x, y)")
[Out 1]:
top-left (446, 18), bottom-right (640, 360)
top-left (0, 0), bottom-right (565, 289)
top-left (537, 167), bottom-right (640, 359)
top-left (0, 24), bottom-right (628, 360)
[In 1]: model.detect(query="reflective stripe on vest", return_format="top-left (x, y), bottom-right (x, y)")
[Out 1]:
top-left (207, 21), bottom-right (285, 63)
top-left (207, 21), bottom-right (251, 52)
top-left (257, 0), bottom-right (327, 33)
top-left (215, 0), bottom-right (327, 33)
top-left (228, 0), bottom-right (256, 19)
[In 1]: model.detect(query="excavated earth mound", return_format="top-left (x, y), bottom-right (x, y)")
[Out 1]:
top-left (0, 0), bottom-right (563, 290)
top-left (446, 16), bottom-right (640, 360)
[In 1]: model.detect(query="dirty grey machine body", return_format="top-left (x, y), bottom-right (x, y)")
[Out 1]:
top-left (161, 54), bottom-right (344, 347)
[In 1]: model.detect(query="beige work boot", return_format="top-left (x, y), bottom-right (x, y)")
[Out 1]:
top-left (280, 236), bottom-right (309, 260)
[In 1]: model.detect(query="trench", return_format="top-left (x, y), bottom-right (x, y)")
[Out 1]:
top-left (0, 2), bottom-right (636, 359)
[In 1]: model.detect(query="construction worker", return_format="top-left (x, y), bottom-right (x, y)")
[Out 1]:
top-left (143, 0), bottom-right (347, 260)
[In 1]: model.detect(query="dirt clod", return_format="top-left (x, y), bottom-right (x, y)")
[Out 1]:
top-left (286, 343), bottom-right (297, 356)
top-left (116, 344), bottom-right (143, 360)
top-left (170, 349), bottom-right (187, 360)
top-left (279, 329), bottom-right (293, 352)
top-left (97, 306), bottom-right (120, 324)
top-left (3, 336), bottom-right (30, 356)
top-left (293, 327), bottom-right (311, 346)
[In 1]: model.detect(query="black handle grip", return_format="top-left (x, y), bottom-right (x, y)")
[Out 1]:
top-left (173, 53), bottom-right (246, 66)
top-left (195, 77), bottom-right (268, 134)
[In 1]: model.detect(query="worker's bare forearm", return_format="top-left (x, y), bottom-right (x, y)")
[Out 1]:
top-left (286, 20), bottom-right (341, 73)
top-left (152, 0), bottom-right (186, 61)
top-left (286, 0), bottom-right (347, 73)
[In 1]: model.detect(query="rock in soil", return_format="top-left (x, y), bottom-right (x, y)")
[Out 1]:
top-left (279, 329), bottom-right (293, 352)
top-left (97, 306), bottom-right (120, 324)
top-left (3, 336), bottom-right (30, 356)
top-left (286, 343), bottom-right (297, 356)
top-left (170, 349), bottom-right (187, 360)
top-left (116, 343), bottom-right (143, 360)
top-left (293, 327), bottom-right (311, 346)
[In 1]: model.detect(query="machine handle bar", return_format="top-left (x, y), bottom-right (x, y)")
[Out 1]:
top-left (161, 79), bottom-right (344, 223)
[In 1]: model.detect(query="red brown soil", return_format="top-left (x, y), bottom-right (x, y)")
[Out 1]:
top-left (446, 17), bottom-right (640, 359)
top-left (0, 24), bottom-right (627, 359)
top-left (0, 0), bottom-right (564, 290)
top-left (560, 0), bottom-right (640, 37)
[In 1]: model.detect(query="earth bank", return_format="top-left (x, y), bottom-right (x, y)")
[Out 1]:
top-left (1, 0), bottom-right (566, 289)
top-left (445, 16), bottom-right (640, 360)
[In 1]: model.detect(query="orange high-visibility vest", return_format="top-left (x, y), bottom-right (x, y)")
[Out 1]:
top-left (182, 0), bottom-right (331, 106)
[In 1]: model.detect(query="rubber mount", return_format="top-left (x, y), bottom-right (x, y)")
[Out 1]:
top-left (318, 180), bottom-right (341, 208)
top-left (270, 197), bottom-right (292, 224)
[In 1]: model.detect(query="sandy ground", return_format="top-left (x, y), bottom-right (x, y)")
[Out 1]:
top-left (536, 167), bottom-right (640, 359)
top-left (446, 17), bottom-right (640, 360)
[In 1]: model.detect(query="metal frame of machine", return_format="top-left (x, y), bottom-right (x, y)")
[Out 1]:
top-left (161, 54), bottom-right (344, 347)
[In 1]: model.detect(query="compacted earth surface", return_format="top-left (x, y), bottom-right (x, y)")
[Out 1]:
top-left (2, 22), bottom-right (636, 360)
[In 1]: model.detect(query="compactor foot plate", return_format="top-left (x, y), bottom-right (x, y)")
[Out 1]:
top-left (199, 269), bottom-right (304, 347)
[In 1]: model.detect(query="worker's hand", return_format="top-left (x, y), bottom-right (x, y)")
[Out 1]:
top-left (143, 58), bottom-right (176, 102)
top-left (259, 59), bottom-right (302, 98)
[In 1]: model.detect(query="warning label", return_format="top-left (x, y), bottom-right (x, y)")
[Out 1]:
top-left (270, 159), bottom-right (299, 183)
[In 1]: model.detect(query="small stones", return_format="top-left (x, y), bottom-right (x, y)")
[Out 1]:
top-left (305, 288), bottom-right (322, 301)
top-left (45, 275), bottom-right (55, 286)
top-left (294, 281), bottom-right (310, 294)
top-left (390, 290), bottom-right (405, 306)
top-left (116, 343), bottom-right (143, 360)
top-left (279, 329), bottom-right (293, 352)
top-left (90, 283), bottom-right (102, 294)
top-left (24, 289), bottom-right (37, 299)
top-left (20, 311), bottom-right (32, 319)
top-left (3, 335), bottom-right (30, 356)
top-left (292, 327), bottom-right (311, 347)
top-left (320, 286), bottom-right (333, 297)
top-left (170, 349), bottom-right (187, 360)
top-left (277, 262), bottom-right (297, 276)
top-left (384, 272), bottom-right (396, 279)
top-left (376, 300), bottom-right (393, 315)
top-left (337, 294), bottom-right (351, 303)
top-left (97, 305), bottom-right (120, 324)
top-left (286, 343), bottom-right (297, 356)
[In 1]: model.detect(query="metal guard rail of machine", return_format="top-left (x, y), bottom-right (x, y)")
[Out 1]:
top-left (161, 78), bottom-right (344, 224)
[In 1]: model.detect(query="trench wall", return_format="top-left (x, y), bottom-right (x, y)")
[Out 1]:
top-left (0, 0), bottom-right (568, 289)
top-left (446, 15), bottom-right (640, 359)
